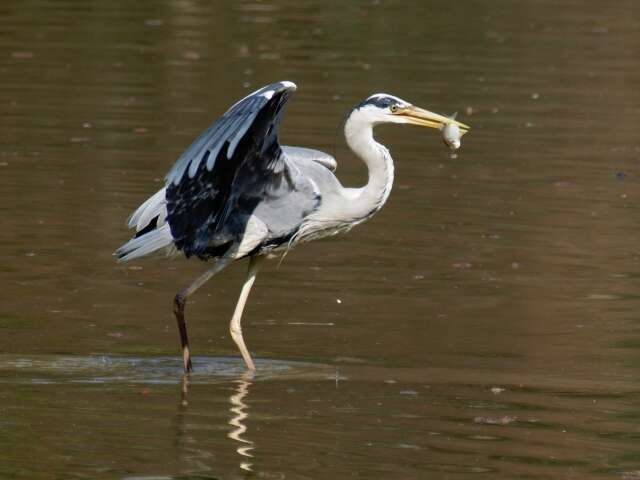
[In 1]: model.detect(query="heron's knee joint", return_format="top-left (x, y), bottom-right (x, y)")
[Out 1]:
top-left (174, 292), bottom-right (187, 312)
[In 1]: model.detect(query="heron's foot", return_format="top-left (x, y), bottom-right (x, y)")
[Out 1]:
top-left (230, 327), bottom-right (256, 371)
top-left (183, 346), bottom-right (193, 374)
top-left (244, 356), bottom-right (256, 371)
top-left (239, 345), bottom-right (256, 371)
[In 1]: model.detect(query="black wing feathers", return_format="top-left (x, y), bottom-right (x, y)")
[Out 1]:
top-left (165, 81), bottom-right (297, 258)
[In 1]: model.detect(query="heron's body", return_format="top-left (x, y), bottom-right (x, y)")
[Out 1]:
top-left (122, 146), bottom-right (342, 262)
top-left (116, 81), bottom-right (469, 372)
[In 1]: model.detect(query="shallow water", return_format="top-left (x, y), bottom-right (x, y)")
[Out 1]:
top-left (2, 0), bottom-right (640, 478)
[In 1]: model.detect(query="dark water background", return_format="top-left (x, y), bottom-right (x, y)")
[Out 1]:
top-left (1, 1), bottom-right (640, 478)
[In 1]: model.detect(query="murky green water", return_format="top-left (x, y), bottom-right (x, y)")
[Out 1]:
top-left (1, 0), bottom-right (640, 478)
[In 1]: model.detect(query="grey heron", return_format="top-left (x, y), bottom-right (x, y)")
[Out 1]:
top-left (115, 81), bottom-right (469, 373)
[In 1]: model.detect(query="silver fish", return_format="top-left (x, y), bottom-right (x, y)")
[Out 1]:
top-left (441, 112), bottom-right (464, 150)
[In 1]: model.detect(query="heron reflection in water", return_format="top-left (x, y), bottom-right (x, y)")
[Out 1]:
top-left (115, 81), bottom-right (469, 372)
top-left (228, 372), bottom-right (255, 471)
top-left (175, 373), bottom-right (255, 474)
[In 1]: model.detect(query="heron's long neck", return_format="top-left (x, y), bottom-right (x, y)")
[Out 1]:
top-left (343, 118), bottom-right (394, 220)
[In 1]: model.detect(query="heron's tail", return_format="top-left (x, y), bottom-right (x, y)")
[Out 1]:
top-left (115, 187), bottom-right (175, 262)
top-left (115, 223), bottom-right (174, 262)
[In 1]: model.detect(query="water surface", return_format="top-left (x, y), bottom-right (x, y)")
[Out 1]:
top-left (1, 0), bottom-right (640, 478)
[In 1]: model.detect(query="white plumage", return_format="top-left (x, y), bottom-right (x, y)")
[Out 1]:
top-left (116, 223), bottom-right (174, 262)
top-left (117, 187), bottom-right (174, 261)
top-left (127, 187), bottom-right (166, 231)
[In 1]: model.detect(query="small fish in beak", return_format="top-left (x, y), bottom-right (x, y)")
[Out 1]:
top-left (441, 112), bottom-right (463, 150)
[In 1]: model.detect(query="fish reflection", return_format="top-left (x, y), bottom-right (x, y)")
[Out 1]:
top-left (227, 371), bottom-right (255, 472)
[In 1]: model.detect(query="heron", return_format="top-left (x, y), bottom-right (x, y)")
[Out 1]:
top-left (115, 81), bottom-right (469, 373)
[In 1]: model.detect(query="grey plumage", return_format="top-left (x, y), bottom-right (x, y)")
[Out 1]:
top-left (114, 146), bottom-right (339, 262)
top-left (163, 82), bottom-right (322, 259)
top-left (116, 223), bottom-right (174, 262)
top-left (282, 146), bottom-right (337, 172)
top-left (116, 81), bottom-right (336, 262)
top-left (114, 80), bottom-right (469, 372)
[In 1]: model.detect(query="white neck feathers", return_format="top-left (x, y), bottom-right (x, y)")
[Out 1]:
top-left (343, 111), bottom-right (395, 220)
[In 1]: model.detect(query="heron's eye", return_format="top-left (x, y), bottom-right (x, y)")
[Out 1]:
top-left (390, 104), bottom-right (399, 113)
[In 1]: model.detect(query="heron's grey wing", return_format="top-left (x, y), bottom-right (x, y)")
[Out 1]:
top-left (165, 81), bottom-right (318, 258)
top-left (281, 146), bottom-right (337, 172)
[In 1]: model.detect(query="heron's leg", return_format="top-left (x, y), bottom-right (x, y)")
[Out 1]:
top-left (174, 257), bottom-right (232, 373)
top-left (230, 256), bottom-right (264, 371)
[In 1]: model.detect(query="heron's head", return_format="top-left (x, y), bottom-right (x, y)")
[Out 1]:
top-left (349, 93), bottom-right (469, 134)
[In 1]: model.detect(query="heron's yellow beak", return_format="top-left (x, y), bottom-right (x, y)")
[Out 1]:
top-left (395, 105), bottom-right (470, 134)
